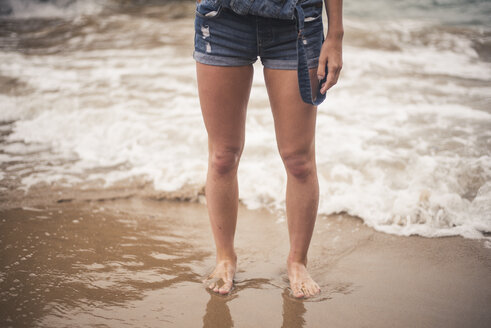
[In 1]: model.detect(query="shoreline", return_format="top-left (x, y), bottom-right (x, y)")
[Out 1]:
top-left (0, 196), bottom-right (490, 327)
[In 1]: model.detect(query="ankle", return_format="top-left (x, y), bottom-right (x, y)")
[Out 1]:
top-left (287, 255), bottom-right (308, 267)
top-left (216, 249), bottom-right (237, 263)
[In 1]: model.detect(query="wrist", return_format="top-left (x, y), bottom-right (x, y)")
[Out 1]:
top-left (326, 29), bottom-right (344, 40)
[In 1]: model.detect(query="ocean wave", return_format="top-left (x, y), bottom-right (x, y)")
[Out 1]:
top-left (0, 0), bottom-right (106, 19)
top-left (1, 2), bottom-right (490, 240)
top-left (0, 0), bottom-right (187, 19)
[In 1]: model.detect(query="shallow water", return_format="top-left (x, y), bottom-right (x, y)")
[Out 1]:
top-left (0, 202), bottom-right (203, 326)
top-left (0, 0), bottom-right (490, 239)
top-left (0, 198), bottom-right (369, 327)
top-left (1, 198), bottom-right (490, 327)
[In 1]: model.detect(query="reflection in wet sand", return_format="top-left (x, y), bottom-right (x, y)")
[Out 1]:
top-left (0, 195), bottom-right (371, 327)
top-left (203, 293), bottom-right (235, 328)
top-left (281, 288), bottom-right (306, 328)
top-left (0, 200), bottom-right (210, 327)
top-left (1, 197), bottom-right (490, 327)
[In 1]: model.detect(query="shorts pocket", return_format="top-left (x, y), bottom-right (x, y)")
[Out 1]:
top-left (302, 2), bottom-right (323, 22)
top-left (196, 0), bottom-right (223, 18)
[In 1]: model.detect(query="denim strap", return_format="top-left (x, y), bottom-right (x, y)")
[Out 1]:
top-left (295, 4), bottom-right (326, 106)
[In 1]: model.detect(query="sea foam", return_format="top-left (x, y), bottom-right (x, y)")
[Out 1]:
top-left (1, 6), bottom-right (490, 240)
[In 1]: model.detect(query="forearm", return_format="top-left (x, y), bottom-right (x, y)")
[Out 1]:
top-left (324, 0), bottom-right (343, 39)
top-left (317, 0), bottom-right (343, 92)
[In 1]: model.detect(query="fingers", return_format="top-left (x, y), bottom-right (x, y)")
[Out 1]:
top-left (320, 62), bottom-right (342, 94)
top-left (316, 55), bottom-right (328, 81)
top-left (317, 37), bottom-right (343, 95)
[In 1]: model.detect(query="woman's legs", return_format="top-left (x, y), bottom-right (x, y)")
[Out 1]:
top-left (196, 62), bottom-right (254, 294)
top-left (263, 67), bottom-right (321, 298)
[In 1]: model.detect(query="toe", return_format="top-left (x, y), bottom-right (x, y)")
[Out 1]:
top-left (305, 282), bottom-right (317, 296)
top-left (208, 279), bottom-right (220, 293)
top-left (292, 283), bottom-right (305, 298)
top-left (294, 290), bottom-right (305, 298)
top-left (308, 285), bottom-right (318, 297)
top-left (301, 286), bottom-right (310, 297)
top-left (218, 280), bottom-right (233, 294)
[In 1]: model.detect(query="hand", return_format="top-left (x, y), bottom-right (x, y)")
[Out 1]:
top-left (317, 34), bottom-right (343, 94)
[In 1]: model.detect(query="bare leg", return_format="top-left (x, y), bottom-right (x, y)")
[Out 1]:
top-left (264, 67), bottom-right (321, 298)
top-left (197, 62), bottom-right (253, 294)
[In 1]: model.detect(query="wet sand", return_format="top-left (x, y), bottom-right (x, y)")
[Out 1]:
top-left (0, 196), bottom-right (490, 327)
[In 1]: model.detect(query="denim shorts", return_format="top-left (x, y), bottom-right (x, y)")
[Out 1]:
top-left (193, 0), bottom-right (324, 70)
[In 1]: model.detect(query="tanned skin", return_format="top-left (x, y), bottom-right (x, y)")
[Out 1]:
top-left (199, 0), bottom-right (343, 298)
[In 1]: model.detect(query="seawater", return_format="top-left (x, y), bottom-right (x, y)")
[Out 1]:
top-left (0, 0), bottom-right (490, 239)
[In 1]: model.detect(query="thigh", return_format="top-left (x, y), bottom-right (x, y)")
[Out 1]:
top-left (197, 62), bottom-right (254, 150)
top-left (263, 67), bottom-right (318, 157)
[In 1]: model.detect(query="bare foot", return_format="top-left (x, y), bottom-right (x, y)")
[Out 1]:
top-left (204, 257), bottom-right (237, 295)
top-left (287, 260), bottom-right (320, 298)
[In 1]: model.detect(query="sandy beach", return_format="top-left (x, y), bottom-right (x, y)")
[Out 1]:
top-left (1, 0), bottom-right (491, 327)
top-left (1, 195), bottom-right (489, 327)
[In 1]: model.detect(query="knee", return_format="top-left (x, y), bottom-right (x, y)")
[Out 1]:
top-left (210, 146), bottom-right (242, 175)
top-left (281, 151), bottom-right (315, 181)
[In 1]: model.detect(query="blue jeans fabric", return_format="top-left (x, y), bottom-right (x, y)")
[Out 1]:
top-left (193, 0), bottom-right (326, 105)
top-left (220, 0), bottom-right (298, 20)
top-left (219, 0), bottom-right (321, 19)
top-left (193, 1), bottom-right (323, 71)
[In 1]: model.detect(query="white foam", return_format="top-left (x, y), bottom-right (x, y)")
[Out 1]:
top-left (4, 0), bottom-right (106, 19)
top-left (1, 12), bottom-right (490, 240)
